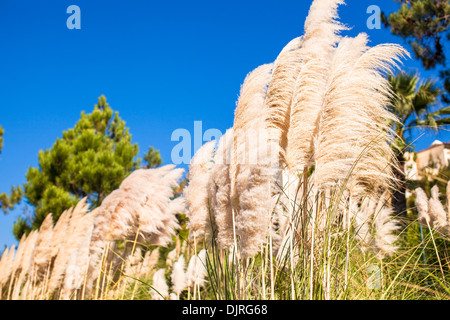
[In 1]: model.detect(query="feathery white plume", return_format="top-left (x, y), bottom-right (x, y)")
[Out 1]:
top-left (415, 187), bottom-right (430, 227)
top-left (13, 230), bottom-right (38, 299)
top-left (48, 198), bottom-right (89, 294)
top-left (264, 37), bottom-right (304, 162)
top-left (151, 268), bottom-right (169, 300)
top-left (62, 210), bottom-right (96, 299)
top-left (171, 255), bottom-right (187, 296)
top-left (231, 63), bottom-right (273, 199)
top-left (313, 34), bottom-right (406, 193)
top-left (429, 185), bottom-right (448, 232)
top-left (209, 128), bottom-right (235, 250)
top-left (353, 197), bottom-right (376, 247)
top-left (184, 140), bottom-right (216, 241)
top-left (166, 248), bottom-right (177, 268)
top-left (286, 0), bottom-right (345, 173)
top-left (231, 63), bottom-right (280, 259)
top-left (32, 213), bottom-right (54, 282)
top-left (372, 192), bottom-right (399, 259)
top-left (86, 165), bottom-right (184, 295)
top-left (186, 249), bottom-right (208, 290)
top-left (0, 245), bottom-right (15, 288)
top-left (50, 208), bottom-right (73, 263)
top-left (10, 233), bottom-right (27, 284)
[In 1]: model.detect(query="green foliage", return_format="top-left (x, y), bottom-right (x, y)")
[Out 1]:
top-left (387, 71), bottom-right (444, 217)
top-left (440, 69), bottom-right (450, 104)
top-left (382, 0), bottom-right (450, 103)
top-left (0, 186), bottom-right (23, 214)
top-left (383, 0), bottom-right (449, 69)
top-left (142, 146), bottom-right (162, 169)
top-left (12, 217), bottom-right (31, 241)
top-left (388, 71), bottom-right (443, 143)
top-left (11, 95), bottom-right (150, 240)
top-left (0, 126), bottom-right (24, 214)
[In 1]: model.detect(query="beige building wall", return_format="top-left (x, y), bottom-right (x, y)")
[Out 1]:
top-left (407, 140), bottom-right (450, 180)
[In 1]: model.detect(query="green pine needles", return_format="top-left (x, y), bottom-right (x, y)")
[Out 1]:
top-left (13, 95), bottom-right (158, 240)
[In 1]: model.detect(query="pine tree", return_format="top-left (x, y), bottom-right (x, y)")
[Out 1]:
top-left (0, 126), bottom-right (23, 214)
top-left (382, 0), bottom-right (450, 103)
top-left (142, 146), bottom-right (162, 169)
top-left (10, 95), bottom-right (160, 239)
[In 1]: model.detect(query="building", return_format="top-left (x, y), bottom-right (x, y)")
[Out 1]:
top-left (405, 140), bottom-right (450, 181)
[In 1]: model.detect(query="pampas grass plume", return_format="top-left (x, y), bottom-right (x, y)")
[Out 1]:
top-left (429, 185), bottom-right (448, 231)
top-left (151, 268), bottom-right (169, 300)
top-left (171, 255), bottom-right (187, 296)
top-left (184, 140), bottom-right (217, 241)
top-left (186, 249), bottom-right (208, 290)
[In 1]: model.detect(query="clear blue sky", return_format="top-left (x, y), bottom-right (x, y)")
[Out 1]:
top-left (0, 0), bottom-right (448, 249)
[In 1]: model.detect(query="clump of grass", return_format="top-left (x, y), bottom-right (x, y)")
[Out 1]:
top-left (2, 0), bottom-right (450, 301)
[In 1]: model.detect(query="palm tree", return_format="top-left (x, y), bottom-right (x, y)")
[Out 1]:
top-left (387, 71), bottom-right (450, 218)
